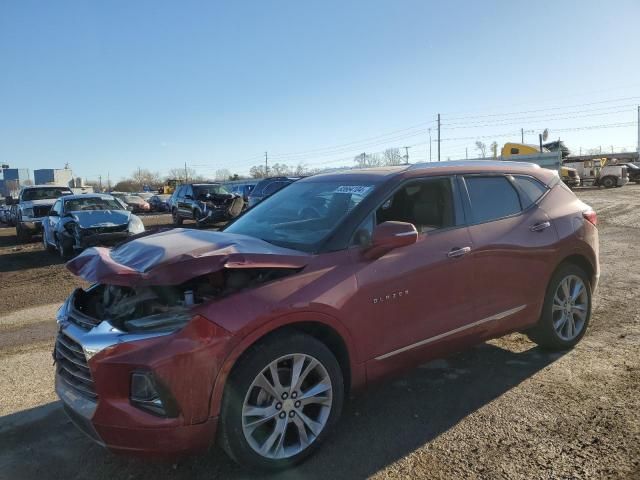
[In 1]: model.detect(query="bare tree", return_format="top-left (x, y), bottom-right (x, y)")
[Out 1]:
top-left (270, 163), bottom-right (291, 176)
top-left (214, 169), bottom-right (232, 181)
top-left (475, 141), bottom-right (487, 158)
top-left (249, 165), bottom-right (268, 178)
top-left (489, 141), bottom-right (498, 158)
top-left (167, 167), bottom-right (197, 182)
top-left (354, 153), bottom-right (383, 168)
top-left (132, 169), bottom-right (162, 190)
top-left (382, 148), bottom-right (404, 166)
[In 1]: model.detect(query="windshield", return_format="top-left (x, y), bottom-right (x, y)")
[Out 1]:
top-left (64, 197), bottom-right (124, 212)
top-left (125, 195), bottom-right (144, 203)
top-left (225, 181), bottom-right (375, 251)
top-left (194, 185), bottom-right (229, 198)
top-left (21, 188), bottom-right (71, 201)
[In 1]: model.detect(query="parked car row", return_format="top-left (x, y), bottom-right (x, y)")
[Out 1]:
top-left (54, 161), bottom-right (599, 471)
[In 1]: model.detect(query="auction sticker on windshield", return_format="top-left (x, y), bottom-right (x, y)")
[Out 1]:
top-left (334, 185), bottom-right (373, 195)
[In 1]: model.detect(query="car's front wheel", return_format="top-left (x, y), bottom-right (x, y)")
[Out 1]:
top-left (172, 208), bottom-right (183, 226)
top-left (527, 263), bottom-right (592, 350)
top-left (219, 331), bottom-right (344, 471)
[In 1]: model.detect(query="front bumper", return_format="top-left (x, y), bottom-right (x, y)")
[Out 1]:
top-left (19, 219), bottom-right (43, 232)
top-left (57, 374), bottom-right (217, 456)
top-left (54, 296), bottom-right (231, 457)
top-left (78, 231), bottom-right (130, 248)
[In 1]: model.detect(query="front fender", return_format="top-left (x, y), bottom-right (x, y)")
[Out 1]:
top-left (207, 310), bottom-right (363, 419)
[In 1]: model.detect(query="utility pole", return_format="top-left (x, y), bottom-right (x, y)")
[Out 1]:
top-left (428, 128), bottom-right (432, 162)
top-left (637, 105), bottom-right (640, 154)
top-left (264, 152), bottom-right (269, 177)
top-left (599, 145), bottom-right (602, 154)
top-left (437, 113), bottom-right (441, 162)
top-left (184, 162), bottom-right (188, 182)
top-left (465, 147), bottom-right (468, 160)
top-left (521, 128), bottom-right (524, 143)
top-left (611, 145), bottom-right (614, 154)
top-left (98, 175), bottom-right (102, 191)
top-left (107, 172), bottom-right (111, 191)
top-left (403, 146), bottom-right (410, 165)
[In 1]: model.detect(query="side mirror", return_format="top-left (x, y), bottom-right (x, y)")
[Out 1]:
top-left (184, 194), bottom-right (193, 200)
top-left (126, 205), bottom-right (133, 211)
top-left (364, 221), bottom-right (418, 259)
top-left (48, 210), bottom-right (59, 217)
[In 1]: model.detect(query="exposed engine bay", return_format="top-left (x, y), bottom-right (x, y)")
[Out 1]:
top-left (73, 268), bottom-right (298, 332)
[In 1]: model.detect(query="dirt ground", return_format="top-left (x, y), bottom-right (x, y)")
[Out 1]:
top-left (0, 188), bottom-right (639, 480)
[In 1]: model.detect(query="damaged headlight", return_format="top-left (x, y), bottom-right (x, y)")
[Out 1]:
top-left (128, 215), bottom-right (145, 234)
top-left (124, 310), bottom-right (192, 333)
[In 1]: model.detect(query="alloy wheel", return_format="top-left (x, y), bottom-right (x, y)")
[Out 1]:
top-left (242, 353), bottom-right (333, 460)
top-left (552, 274), bottom-right (588, 341)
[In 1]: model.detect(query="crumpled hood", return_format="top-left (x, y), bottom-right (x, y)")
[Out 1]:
top-left (69, 210), bottom-right (131, 229)
top-left (66, 228), bottom-right (309, 286)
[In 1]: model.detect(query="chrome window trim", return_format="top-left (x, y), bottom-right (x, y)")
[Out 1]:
top-left (374, 304), bottom-right (527, 361)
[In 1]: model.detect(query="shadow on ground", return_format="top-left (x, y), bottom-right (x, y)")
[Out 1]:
top-left (0, 342), bottom-right (564, 480)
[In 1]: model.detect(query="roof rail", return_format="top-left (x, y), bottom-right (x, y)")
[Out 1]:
top-left (407, 160), bottom-right (541, 170)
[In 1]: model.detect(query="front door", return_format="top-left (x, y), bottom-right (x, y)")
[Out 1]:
top-left (350, 176), bottom-right (477, 377)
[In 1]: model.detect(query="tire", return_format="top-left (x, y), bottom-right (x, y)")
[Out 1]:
top-left (218, 331), bottom-right (344, 471)
top-left (172, 208), bottom-right (183, 226)
top-left (601, 176), bottom-right (615, 188)
top-left (16, 223), bottom-right (31, 243)
top-left (56, 234), bottom-right (73, 260)
top-left (526, 264), bottom-right (592, 350)
top-left (42, 230), bottom-right (55, 253)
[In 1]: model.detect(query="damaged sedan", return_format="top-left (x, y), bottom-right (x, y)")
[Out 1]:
top-left (43, 194), bottom-right (145, 259)
top-left (54, 162), bottom-right (599, 470)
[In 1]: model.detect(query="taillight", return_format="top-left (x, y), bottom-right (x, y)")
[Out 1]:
top-left (583, 210), bottom-right (597, 226)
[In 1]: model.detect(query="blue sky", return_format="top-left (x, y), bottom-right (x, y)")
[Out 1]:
top-left (1, 0), bottom-right (639, 182)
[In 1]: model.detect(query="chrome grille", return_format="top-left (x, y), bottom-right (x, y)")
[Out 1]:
top-left (67, 308), bottom-right (101, 330)
top-left (55, 332), bottom-right (97, 399)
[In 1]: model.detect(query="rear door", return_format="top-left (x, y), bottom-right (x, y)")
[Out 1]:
top-left (461, 174), bottom-right (558, 336)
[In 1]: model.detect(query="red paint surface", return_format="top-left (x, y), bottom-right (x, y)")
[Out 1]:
top-left (73, 164), bottom-right (598, 456)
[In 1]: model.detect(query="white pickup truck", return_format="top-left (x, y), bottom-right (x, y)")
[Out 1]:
top-left (563, 159), bottom-right (629, 188)
top-left (13, 185), bottom-right (73, 242)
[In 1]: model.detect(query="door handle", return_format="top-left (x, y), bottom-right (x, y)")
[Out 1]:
top-left (530, 221), bottom-right (551, 232)
top-left (447, 246), bottom-right (471, 258)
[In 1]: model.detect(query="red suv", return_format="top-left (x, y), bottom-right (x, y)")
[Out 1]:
top-left (55, 161), bottom-right (599, 470)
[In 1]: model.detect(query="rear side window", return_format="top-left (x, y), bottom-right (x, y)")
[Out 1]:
top-left (465, 176), bottom-right (521, 223)
top-left (512, 175), bottom-right (547, 209)
top-left (263, 181), bottom-right (288, 195)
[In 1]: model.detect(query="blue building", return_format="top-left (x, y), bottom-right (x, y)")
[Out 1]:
top-left (1, 168), bottom-right (30, 197)
top-left (34, 168), bottom-right (73, 186)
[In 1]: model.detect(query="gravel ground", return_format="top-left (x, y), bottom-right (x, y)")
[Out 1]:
top-left (0, 189), bottom-right (639, 480)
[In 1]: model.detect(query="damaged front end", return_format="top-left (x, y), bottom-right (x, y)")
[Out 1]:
top-left (54, 229), bottom-right (308, 455)
top-left (69, 267), bottom-right (300, 334)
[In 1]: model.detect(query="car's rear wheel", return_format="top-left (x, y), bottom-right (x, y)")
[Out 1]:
top-left (527, 264), bottom-right (592, 350)
top-left (219, 332), bottom-right (344, 471)
top-left (172, 208), bottom-right (183, 226)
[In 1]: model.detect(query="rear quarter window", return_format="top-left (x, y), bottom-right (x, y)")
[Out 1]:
top-left (512, 175), bottom-right (548, 209)
top-left (465, 175), bottom-right (522, 224)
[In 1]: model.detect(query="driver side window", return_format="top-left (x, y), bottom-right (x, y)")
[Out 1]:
top-left (351, 177), bottom-right (456, 246)
top-left (376, 177), bottom-right (455, 234)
